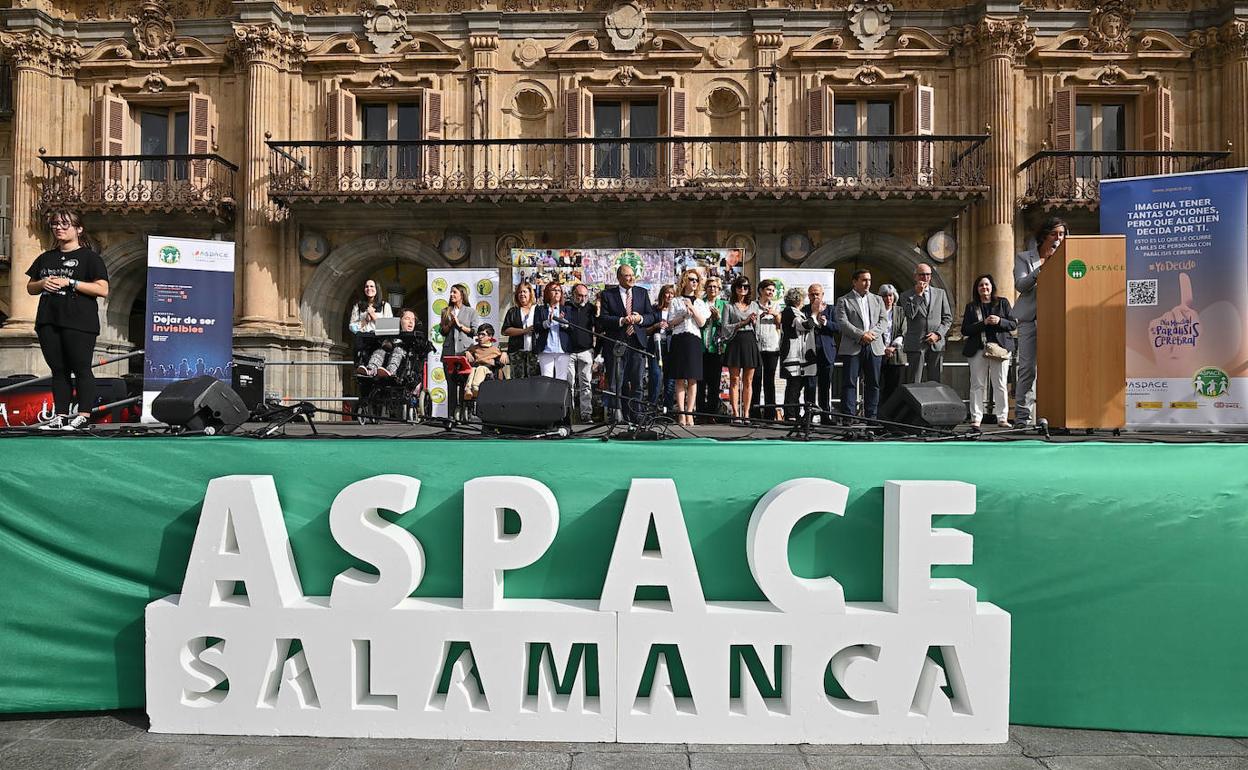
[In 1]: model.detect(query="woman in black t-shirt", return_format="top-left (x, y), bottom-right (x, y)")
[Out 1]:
top-left (24, 210), bottom-right (110, 430)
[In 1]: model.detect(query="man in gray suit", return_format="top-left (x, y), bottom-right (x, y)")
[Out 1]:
top-left (834, 269), bottom-right (889, 418)
top-left (898, 263), bottom-right (953, 384)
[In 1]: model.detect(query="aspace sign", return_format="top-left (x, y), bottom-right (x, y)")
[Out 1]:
top-left (146, 476), bottom-right (1010, 744)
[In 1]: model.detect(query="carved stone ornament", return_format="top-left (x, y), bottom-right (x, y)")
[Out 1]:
top-left (853, 64), bottom-right (885, 84)
top-left (229, 23), bottom-right (309, 70)
top-left (515, 38), bottom-right (546, 68)
top-left (363, 0), bottom-right (413, 55)
top-left (131, 0), bottom-right (185, 60)
top-left (708, 35), bottom-right (741, 67)
top-left (143, 72), bottom-right (169, 92)
top-left (848, 0), bottom-right (893, 52)
top-left (605, 0), bottom-right (647, 53)
top-left (0, 30), bottom-right (84, 76)
top-left (947, 16), bottom-right (1035, 60)
top-left (1087, 0), bottom-right (1135, 53)
top-left (374, 63), bottom-right (397, 88)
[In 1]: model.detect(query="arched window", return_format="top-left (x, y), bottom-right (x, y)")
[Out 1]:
top-left (706, 87), bottom-right (744, 177)
top-left (512, 90), bottom-right (550, 181)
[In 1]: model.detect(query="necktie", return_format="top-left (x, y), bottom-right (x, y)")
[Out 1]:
top-left (624, 290), bottom-right (634, 336)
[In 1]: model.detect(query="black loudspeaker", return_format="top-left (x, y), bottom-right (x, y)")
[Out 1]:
top-left (476, 376), bottom-right (571, 431)
top-left (880, 381), bottom-right (966, 429)
top-left (151, 376), bottom-right (250, 434)
top-left (231, 354), bottom-right (266, 414)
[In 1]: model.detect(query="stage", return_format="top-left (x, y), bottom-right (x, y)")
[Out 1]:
top-left (0, 429), bottom-right (1245, 738)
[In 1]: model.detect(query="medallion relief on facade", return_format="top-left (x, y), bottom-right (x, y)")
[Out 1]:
top-left (1085, 0), bottom-right (1135, 53)
top-left (130, 0), bottom-right (186, 59)
top-left (848, 0), bottom-right (893, 52)
top-left (363, 0), bottom-right (414, 54)
top-left (605, 0), bottom-right (648, 52)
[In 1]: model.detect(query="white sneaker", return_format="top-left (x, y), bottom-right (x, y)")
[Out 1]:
top-left (62, 414), bottom-right (90, 431)
top-left (37, 415), bottom-right (65, 430)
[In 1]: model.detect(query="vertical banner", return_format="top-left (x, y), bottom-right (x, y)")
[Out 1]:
top-left (1101, 169), bottom-right (1248, 428)
top-left (426, 269), bottom-right (500, 418)
top-left (142, 236), bottom-right (236, 421)
top-left (759, 268), bottom-right (836, 309)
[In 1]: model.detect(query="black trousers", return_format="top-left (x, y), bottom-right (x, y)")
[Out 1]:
top-left (36, 325), bottom-right (98, 416)
top-left (699, 350), bottom-right (722, 419)
top-left (783, 375), bottom-right (818, 421)
top-left (751, 350), bottom-right (780, 418)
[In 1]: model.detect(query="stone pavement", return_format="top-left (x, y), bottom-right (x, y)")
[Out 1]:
top-left (1, 712), bottom-right (1246, 770)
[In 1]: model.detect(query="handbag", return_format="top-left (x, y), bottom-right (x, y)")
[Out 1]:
top-left (976, 305), bottom-right (1011, 361)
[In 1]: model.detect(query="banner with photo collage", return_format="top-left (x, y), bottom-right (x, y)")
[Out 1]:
top-left (1101, 168), bottom-right (1248, 428)
top-left (510, 248), bottom-right (745, 301)
top-left (759, 268), bottom-right (837, 310)
top-left (426, 269), bottom-right (500, 418)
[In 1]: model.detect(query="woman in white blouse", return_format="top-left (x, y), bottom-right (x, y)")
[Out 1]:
top-left (751, 279), bottom-right (784, 420)
top-left (664, 269), bottom-right (710, 427)
top-left (348, 278), bottom-right (393, 359)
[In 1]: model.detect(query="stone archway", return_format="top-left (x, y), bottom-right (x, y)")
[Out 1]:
top-left (804, 230), bottom-right (949, 298)
top-left (98, 236), bottom-right (148, 352)
top-left (572, 234), bottom-right (679, 249)
top-left (300, 232), bottom-right (447, 344)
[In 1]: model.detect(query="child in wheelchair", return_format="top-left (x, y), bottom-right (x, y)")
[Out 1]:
top-left (463, 323), bottom-right (509, 400)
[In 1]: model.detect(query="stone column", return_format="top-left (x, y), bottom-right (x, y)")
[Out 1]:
top-left (0, 32), bottom-right (80, 371)
top-left (229, 24), bottom-right (307, 333)
top-left (1219, 21), bottom-right (1248, 167)
top-left (950, 17), bottom-right (1034, 298)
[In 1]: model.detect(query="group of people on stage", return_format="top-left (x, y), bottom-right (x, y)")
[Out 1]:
top-left (346, 214), bottom-right (1069, 428)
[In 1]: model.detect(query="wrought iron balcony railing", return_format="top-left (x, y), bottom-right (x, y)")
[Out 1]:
top-left (38, 154), bottom-right (239, 217)
top-left (1019, 150), bottom-right (1231, 208)
top-left (267, 135), bottom-right (989, 204)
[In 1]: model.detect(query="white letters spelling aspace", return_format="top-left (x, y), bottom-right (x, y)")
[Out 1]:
top-left (148, 476), bottom-right (1009, 744)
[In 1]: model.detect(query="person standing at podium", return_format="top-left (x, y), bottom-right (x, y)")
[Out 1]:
top-left (1013, 216), bottom-right (1067, 427)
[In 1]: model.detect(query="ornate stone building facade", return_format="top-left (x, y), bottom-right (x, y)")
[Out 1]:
top-left (0, 0), bottom-right (1240, 399)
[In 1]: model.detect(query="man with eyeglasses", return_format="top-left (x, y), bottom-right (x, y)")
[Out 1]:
top-left (898, 262), bottom-right (953, 385)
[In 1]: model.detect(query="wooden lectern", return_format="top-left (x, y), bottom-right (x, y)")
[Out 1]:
top-left (1036, 235), bottom-right (1126, 430)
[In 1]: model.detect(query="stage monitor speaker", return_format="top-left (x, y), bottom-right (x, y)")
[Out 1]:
top-left (476, 376), bottom-right (570, 431)
top-left (151, 376), bottom-right (250, 434)
top-left (231, 354), bottom-right (266, 414)
top-left (880, 381), bottom-right (965, 429)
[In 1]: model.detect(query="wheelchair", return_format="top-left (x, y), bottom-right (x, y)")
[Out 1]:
top-left (354, 340), bottom-right (432, 425)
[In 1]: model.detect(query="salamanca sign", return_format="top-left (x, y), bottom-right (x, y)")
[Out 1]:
top-left (146, 476), bottom-right (1010, 744)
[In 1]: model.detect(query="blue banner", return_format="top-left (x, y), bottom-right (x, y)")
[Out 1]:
top-left (142, 237), bottom-right (236, 419)
top-left (1100, 168), bottom-right (1248, 428)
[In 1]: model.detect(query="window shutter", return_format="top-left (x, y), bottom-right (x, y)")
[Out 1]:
top-left (667, 87), bottom-right (688, 186)
top-left (421, 88), bottom-right (443, 186)
top-left (1142, 85), bottom-right (1173, 174)
top-left (188, 93), bottom-right (215, 188)
top-left (563, 88), bottom-right (589, 185)
top-left (93, 95), bottom-right (128, 188)
top-left (806, 85), bottom-right (833, 181)
top-left (902, 85), bottom-right (935, 185)
top-left (326, 88), bottom-right (357, 185)
top-left (1051, 87), bottom-right (1077, 191)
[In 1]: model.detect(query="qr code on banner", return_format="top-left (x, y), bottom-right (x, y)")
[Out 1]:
top-left (1127, 279), bottom-right (1158, 307)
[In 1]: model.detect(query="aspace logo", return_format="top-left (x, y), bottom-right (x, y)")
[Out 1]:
top-left (1193, 367), bottom-right (1229, 398)
top-left (1067, 260), bottom-right (1087, 279)
top-left (158, 245), bottom-right (181, 264)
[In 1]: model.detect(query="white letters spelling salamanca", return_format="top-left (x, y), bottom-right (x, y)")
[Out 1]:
top-left (146, 476), bottom-right (1010, 744)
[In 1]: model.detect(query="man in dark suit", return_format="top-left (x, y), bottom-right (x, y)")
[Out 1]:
top-left (898, 263), bottom-right (953, 384)
top-left (834, 269), bottom-right (889, 419)
top-left (598, 264), bottom-right (657, 423)
top-left (802, 282), bottom-right (839, 419)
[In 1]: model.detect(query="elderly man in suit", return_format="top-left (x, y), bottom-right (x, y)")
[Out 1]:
top-left (599, 264), bottom-right (657, 423)
top-left (834, 269), bottom-right (889, 419)
top-left (898, 262), bottom-right (953, 384)
top-left (802, 282), bottom-right (839, 418)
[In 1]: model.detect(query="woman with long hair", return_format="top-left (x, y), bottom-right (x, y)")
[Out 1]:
top-left (720, 276), bottom-right (761, 425)
top-left (440, 282), bottom-right (480, 420)
top-left (646, 284), bottom-right (677, 409)
top-left (665, 270), bottom-right (710, 427)
top-left (698, 275), bottom-right (728, 422)
top-left (502, 282), bottom-right (539, 379)
top-left (962, 273), bottom-right (1017, 429)
top-left (26, 209), bottom-right (109, 430)
top-left (348, 278), bottom-right (393, 358)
